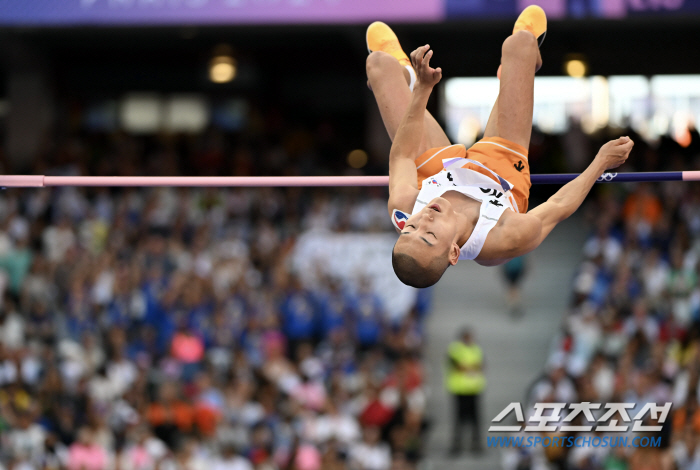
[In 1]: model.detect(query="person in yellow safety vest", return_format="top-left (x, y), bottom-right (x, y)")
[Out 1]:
top-left (446, 327), bottom-right (485, 456)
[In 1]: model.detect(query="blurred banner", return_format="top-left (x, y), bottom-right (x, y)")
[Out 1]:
top-left (447, 0), bottom-right (700, 19)
top-left (0, 0), bottom-right (444, 25)
top-left (443, 74), bottom-right (700, 146)
top-left (1, 0), bottom-right (699, 25)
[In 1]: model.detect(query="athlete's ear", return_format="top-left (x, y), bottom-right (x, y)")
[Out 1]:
top-left (448, 242), bottom-right (460, 266)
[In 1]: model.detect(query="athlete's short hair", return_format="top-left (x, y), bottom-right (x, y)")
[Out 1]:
top-left (392, 247), bottom-right (450, 288)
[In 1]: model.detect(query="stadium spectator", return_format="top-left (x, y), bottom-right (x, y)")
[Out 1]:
top-left (508, 128), bottom-right (700, 470)
top-left (0, 123), bottom-right (428, 470)
top-left (445, 328), bottom-right (485, 456)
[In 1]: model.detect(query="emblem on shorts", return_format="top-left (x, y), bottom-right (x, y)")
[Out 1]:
top-left (489, 200), bottom-right (503, 207)
top-left (514, 160), bottom-right (524, 172)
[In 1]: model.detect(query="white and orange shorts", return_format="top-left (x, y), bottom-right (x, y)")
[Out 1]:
top-left (414, 136), bottom-right (531, 212)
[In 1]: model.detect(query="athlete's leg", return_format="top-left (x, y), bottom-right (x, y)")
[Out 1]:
top-left (483, 97), bottom-right (500, 138)
top-left (366, 52), bottom-right (451, 153)
top-left (483, 6), bottom-right (545, 148)
top-left (482, 31), bottom-right (540, 149)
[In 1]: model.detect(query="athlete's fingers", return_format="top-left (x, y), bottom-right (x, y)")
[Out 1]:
top-left (421, 45), bottom-right (431, 68)
top-left (415, 45), bottom-right (429, 70)
top-left (415, 47), bottom-right (424, 70)
top-left (423, 49), bottom-right (433, 71)
top-left (410, 48), bottom-right (420, 69)
top-left (618, 139), bottom-right (634, 151)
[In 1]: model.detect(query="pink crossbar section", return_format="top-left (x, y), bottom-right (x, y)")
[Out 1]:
top-left (2, 172), bottom-right (700, 187)
top-left (0, 175), bottom-right (391, 188)
top-left (0, 175), bottom-right (46, 187)
top-left (683, 171), bottom-right (700, 182)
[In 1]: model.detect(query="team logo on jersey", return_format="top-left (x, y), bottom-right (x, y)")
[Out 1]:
top-left (391, 209), bottom-right (410, 231)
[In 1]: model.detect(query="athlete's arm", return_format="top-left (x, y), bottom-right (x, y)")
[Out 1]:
top-left (527, 136), bottom-right (633, 241)
top-left (505, 137), bottom-right (635, 258)
top-left (479, 137), bottom-right (633, 263)
top-left (388, 45), bottom-right (442, 214)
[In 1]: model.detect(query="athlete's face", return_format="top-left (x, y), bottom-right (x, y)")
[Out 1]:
top-left (394, 197), bottom-right (461, 267)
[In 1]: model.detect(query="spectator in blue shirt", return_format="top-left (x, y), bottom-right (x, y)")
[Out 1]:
top-left (317, 278), bottom-right (350, 339)
top-left (280, 275), bottom-right (317, 356)
top-left (350, 278), bottom-right (385, 351)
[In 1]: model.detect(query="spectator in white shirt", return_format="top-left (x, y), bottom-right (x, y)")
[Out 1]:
top-left (350, 426), bottom-right (391, 470)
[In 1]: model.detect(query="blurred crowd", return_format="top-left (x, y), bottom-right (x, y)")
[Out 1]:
top-left (6, 111), bottom-right (700, 470)
top-left (506, 128), bottom-right (700, 470)
top-left (0, 131), bottom-right (431, 470)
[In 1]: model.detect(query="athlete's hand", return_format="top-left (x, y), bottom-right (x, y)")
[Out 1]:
top-left (595, 136), bottom-right (634, 170)
top-left (410, 45), bottom-right (442, 90)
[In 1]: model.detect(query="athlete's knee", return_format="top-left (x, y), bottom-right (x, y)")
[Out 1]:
top-left (366, 51), bottom-right (397, 77)
top-left (501, 31), bottom-right (538, 61)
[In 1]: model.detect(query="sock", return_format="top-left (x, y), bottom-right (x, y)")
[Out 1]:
top-left (405, 65), bottom-right (417, 92)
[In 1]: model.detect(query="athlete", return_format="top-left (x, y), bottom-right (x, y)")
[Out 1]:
top-left (365, 6), bottom-right (634, 288)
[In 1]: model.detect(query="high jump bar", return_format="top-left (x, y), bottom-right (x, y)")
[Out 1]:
top-left (0, 171), bottom-right (699, 188)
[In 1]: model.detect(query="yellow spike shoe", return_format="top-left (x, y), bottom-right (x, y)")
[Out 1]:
top-left (497, 5), bottom-right (547, 79)
top-left (366, 21), bottom-right (411, 67)
top-left (513, 5), bottom-right (547, 47)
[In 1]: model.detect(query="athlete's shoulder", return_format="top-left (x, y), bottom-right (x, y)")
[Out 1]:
top-left (498, 211), bottom-right (542, 251)
top-left (479, 210), bottom-right (540, 262)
